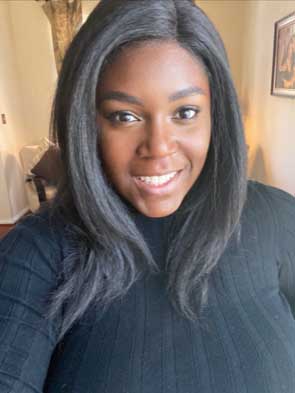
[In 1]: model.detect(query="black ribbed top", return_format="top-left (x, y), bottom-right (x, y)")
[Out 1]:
top-left (1, 180), bottom-right (295, 393)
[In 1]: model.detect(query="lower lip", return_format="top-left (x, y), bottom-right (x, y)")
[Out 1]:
top-left (133, 170), bottom-right (183, 196)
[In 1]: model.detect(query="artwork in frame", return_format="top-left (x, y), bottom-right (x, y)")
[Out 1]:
top-left (271, 11), bottom-right (295, 97)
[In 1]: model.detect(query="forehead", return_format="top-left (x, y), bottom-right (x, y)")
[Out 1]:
top-left (97, 40), bottom-right (210, 97)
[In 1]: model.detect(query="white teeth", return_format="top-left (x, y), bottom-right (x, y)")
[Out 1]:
top-left (137, 171), bottom-right (177, 186)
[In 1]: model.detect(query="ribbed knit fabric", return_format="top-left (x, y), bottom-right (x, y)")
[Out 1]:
top-left (1, 180), bottom-right (295, 393)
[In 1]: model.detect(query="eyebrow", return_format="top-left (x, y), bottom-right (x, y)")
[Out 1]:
top-left (96, 86), bottom-right (205, 107)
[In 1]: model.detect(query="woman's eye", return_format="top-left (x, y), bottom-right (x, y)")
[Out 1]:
top-left (174, 107), bottom-right (200, 120)
top-left (106, 111), bottom-right (139, 124)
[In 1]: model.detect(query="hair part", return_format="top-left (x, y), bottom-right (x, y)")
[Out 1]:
top-left (45, 0), bottom-right (248, 342)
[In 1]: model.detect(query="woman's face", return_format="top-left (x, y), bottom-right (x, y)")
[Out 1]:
top-left (96, 40), bottom-right (211, 217)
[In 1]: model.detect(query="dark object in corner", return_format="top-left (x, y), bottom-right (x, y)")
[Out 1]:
top-left (31, 145), bottom-right (62, 186)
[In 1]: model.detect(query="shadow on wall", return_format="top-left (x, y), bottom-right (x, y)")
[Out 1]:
top-left (3, 153), bottom-right (28, 220)
top-left (248, 145), bottom-right (271, 184)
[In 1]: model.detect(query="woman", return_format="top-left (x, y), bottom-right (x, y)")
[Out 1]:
top-left (1, 1), bottom-right (295, 392)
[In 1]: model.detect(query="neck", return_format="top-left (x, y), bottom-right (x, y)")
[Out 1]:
top-left (119, 196), bottom-right (177, 269)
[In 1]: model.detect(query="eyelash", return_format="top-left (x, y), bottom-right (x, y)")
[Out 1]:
top-left (105, 106), bottom-right (200, 124)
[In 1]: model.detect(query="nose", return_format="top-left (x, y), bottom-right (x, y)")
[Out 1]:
top-left (136, 118), bottom-right (178, 158)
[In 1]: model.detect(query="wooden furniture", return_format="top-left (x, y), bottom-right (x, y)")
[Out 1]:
top-left (19, 144), bottom-right (57, 212)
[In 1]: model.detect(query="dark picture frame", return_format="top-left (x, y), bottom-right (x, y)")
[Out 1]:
top-left (271, 12), bottom-right (295, 97)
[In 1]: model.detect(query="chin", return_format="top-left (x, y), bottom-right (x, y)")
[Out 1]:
top-left (138, 200), bottom-right (182, 218)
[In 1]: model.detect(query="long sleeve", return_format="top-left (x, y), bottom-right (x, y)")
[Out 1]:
top-left (258, 183), bottom-right (295, 319)
top-left (0, 213), bottom-right (62, 393)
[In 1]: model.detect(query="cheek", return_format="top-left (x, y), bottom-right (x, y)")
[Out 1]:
top-left (200, 130), bottom-right (211, 158)
top-left (99, 133), bottom-right (133, 180)
top-left (185, 120), bottom-right (211, 162)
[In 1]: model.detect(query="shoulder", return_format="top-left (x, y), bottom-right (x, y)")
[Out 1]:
top-left (247, 179), bottom-right (295, 204)
top-left (245, 180), bottom-right (295, 224)
top-left (0, 206), bottom-right (67, 277)
top-left (242, 180), bottom-right (295, 252)
top-left (0, 209), bottom-right (66, 382)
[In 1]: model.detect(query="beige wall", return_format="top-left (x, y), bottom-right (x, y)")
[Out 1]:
top-left (0, 1), bottom-right (28, 223)
top-left (197, 0), bottom-right (249, 98)
top-left (8, 0), bottom-right (57, 145)
top-left (5, 0), bottom-right (94, 148)
top-left (83, 0), bottom-right (98, 17)
top-left (240, 1), bottom-right (295, 195)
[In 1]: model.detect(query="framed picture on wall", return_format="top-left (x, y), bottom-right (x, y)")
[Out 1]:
top-left (271, 12), bottom-right (295, 97)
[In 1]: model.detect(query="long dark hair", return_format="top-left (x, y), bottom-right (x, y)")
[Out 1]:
top-left (45, 0), bottom-right (248, 342)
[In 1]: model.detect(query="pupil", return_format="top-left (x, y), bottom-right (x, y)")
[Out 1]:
top-left (121, 113), bottom-right (131, 121)
top-left (183, 109), bottom-right (193, 119)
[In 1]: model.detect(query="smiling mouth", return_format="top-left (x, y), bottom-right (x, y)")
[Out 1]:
top-left (132, 169), bottom-right (183, 194)
top-left (135, 171), bottom-right (179, 186)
